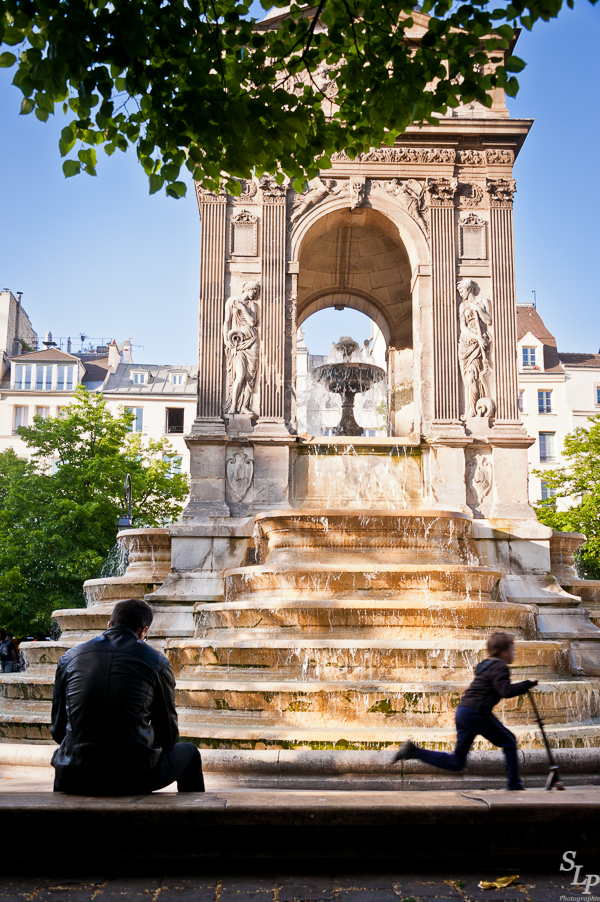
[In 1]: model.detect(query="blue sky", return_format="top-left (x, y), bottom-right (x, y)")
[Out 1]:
top-left (0, 2), bottom-right (598, 363)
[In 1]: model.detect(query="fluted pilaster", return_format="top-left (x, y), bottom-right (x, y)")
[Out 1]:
top-left (260, 190), bottom-right (287, 422)
top-left (427, 179), bottom-right (459, 423)
top-left (197, 193), bottom-right (227, 422)
top-left (488, 179), bottom-right (519, 423)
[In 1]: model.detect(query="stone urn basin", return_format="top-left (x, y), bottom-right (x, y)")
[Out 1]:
top-left (313, 337), bottom-right (386, 436)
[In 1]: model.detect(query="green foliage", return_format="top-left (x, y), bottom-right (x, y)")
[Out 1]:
top-left (0, 386), bottom-right (188, 635)
top-left (0, 0), bottom-right (595, 196)
top-left (534, 414), bottom-right (600, 580)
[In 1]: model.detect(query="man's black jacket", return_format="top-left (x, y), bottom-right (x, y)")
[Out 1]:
top-left (51, 627), bottom-right (178, 779)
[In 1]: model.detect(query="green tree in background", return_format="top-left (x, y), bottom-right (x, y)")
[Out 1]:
top-left (535, 414), bottom-right (600, 580)
top-left (0, 0), bottom-right (596, 197)
top-left (0, 386), bottom-right (188, 635)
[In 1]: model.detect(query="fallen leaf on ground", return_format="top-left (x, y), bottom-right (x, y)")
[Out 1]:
top-left (478, 875), bottom-right (519, 890)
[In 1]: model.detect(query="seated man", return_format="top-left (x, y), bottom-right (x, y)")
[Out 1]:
top-left (51, 598), bottom-right (204, 795)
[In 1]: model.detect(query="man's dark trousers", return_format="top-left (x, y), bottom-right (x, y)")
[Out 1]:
top-left (409, 705), bottom-right (522, 789)
top-left (54, 742), bottom-right (205, 795)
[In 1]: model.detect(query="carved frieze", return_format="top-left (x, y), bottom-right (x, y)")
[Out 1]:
top-left (230, 209), bottom-right (258, 256)
top-left (457, 182), bottom-right (484, 208)
top-left (486, 149), bottom-right (514, 165)
top-left (223, 281), bottom-right (260, 416)
top-left (458, 149), bottom-right (486, 166)
top-left (426, 177), bottom-right (458, 207)
top-left (457, 149), bottom-right (515, 166)
top-left (330, 147), bottom-right (455, 164)
top-left (459, 212), bottom-right (486, 259)
top-left (487, 178), bottom-right (517, 208)
top-left (226, 450), bottom-right (254, 501)
top-left (457, 278), bottom-right (494, 420)
top-left (373, 178), bottom-right (429, 235)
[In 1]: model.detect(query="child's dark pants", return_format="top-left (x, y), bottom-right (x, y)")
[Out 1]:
top-left (410, 705), bottom-right (522, 790)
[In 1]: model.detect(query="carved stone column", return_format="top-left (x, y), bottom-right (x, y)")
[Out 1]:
top-left (487, 178), bottom-right (519, 424)
top-left (256, 175), bottom-right (287, 434)
top-left (426, 177), bottom-right (460, 425)
top-left (194, 186), bottom-right (227, 435)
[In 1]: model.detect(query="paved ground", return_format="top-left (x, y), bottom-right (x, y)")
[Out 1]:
top-left (0, 872), bottom-right (588, 902)
top-left (0, 766), bottom-right (594, 901)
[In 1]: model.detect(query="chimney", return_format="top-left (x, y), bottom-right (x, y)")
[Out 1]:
top-left (107, 340), bottom-right (121, 372)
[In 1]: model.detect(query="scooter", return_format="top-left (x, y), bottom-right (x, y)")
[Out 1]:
top-left (527, 689), bottom-right (565, 791)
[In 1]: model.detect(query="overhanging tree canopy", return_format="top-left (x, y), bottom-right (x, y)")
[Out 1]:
top-left (0, 0), bottom-right (594, 197)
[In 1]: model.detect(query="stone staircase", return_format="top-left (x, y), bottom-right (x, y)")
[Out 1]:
top-left (2, 511), bottom-right (600, 754)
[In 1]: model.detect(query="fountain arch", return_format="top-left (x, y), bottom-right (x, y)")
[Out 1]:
top-left (294, 205), bottom-right (419, 437)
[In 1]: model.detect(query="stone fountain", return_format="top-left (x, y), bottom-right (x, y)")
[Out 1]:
top-left (313, 337), bottom-right (386, 436)
top-left (2, 106), bottom-right (600, 785)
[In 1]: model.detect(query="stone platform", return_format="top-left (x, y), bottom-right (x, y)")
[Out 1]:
top-left (0, 786), bottom-right (598, 873)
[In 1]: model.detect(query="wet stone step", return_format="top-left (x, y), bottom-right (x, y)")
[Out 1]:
top-left (196, 599), bottom-right (537, 636)
top-left (175, 716), bottom-right (600, 750)
top-left (166, 638), bottom-right (567, 679)
top-left (173, 679), bottom-right (600, 727)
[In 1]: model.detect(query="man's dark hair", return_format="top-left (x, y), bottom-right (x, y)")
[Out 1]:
top-left (110, 599), bottom-right (153, 633)
top-left (487, 631), bottom-right (514, 657)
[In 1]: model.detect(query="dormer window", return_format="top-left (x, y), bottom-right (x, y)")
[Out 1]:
top-left (522, 347), bottom-right (537, 367)
top-left (170, 373), bottom-right (186, 386)
top-left (14, 364), bottom-right (32, 390)
top-left (131, 372), bottom-right (147, 385)
top-left (36, 365), bottom-right (52, 391)
top-left (57, 365), bottom-right (76, 391)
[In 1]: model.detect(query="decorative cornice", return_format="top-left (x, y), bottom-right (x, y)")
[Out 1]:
top-left (426, 177), bottom-right (458, 207)
top-left (487, 178), bottom-right (516, 208)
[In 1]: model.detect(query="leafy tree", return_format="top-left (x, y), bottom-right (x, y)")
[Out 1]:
top-left (534, 414), bottom-right (600, 580)
top-left (0, 386), bottom-right (188, 635)
top-left (0, 0), bottom-right (595, 197)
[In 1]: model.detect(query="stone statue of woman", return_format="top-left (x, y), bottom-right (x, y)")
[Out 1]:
top-left (457, 279), bottom-right (492, 418)
top-left (222, 280), bottom-right (260, 415)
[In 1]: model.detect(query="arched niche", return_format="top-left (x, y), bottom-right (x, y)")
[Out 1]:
top-left (294, 203), bottom-right (424, 437)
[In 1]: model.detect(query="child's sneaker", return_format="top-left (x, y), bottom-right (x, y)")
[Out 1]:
top-left (391, 740), bottom-right (415, 763)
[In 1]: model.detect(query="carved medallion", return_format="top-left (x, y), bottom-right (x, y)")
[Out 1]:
top-left (226, 450), bottom-right (254, 502)
top-left (466, 452), bottom-right (493, 515)
top-left (458, 182), bottom-right (484, 208)
top-left (230, 178), bottom-right (258, 204)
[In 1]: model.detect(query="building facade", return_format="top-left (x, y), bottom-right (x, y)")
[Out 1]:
top-left (0, 323), bottom-right (198, 475)
top-left (516, 304), bottom-right (600, 507)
